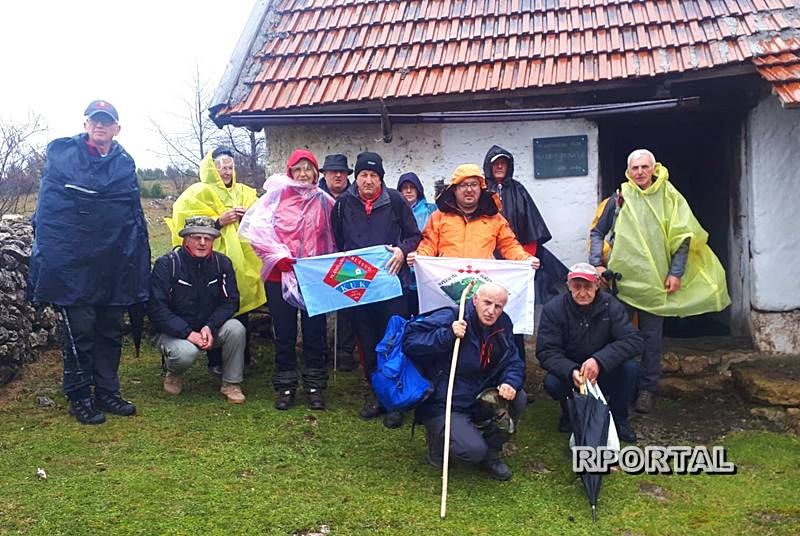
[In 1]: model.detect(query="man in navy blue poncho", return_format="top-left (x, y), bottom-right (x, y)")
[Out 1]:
top-left (28, 100), bottom-right (150, 425)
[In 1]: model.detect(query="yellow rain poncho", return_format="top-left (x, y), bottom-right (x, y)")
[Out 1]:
top-left (165, 152), bottom-right (266, 315)
top-left (608, 163), bottom-right (730, 317)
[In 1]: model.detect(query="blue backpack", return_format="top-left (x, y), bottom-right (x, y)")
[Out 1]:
top-left (372, 315), bottom-right (434, 413)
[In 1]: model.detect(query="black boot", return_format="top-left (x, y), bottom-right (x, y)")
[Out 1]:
top-left (383, 411), bottom-right (404, 429)
top-left (275, 390), bottom-right (295, 410)
top-left (481, 449), bottom-right (512, 481)
top-left (69, 397), bottom-right (106, 425)
top-left (307, 389), bottom-right (326, 410)
top-left (94, 391), bottom-right (136, 416)
top-left (616, 420), bottom-right (637, 443)
top-left (360, 395), bottom-right (384, 420)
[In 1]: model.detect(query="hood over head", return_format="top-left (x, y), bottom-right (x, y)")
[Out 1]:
top-left (396, 172), bottom-right (425, 200)
top-left (286, 149), bottom-right (320, 182)
top-left (483, 145), bottom-right (515, 184)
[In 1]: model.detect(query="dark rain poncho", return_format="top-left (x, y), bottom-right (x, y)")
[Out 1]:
top-left (482, 145), bottom-right (568, 303)
top-left (27, 134), bottom-right (150, 306)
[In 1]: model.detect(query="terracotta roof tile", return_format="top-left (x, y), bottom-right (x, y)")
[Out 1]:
top-left (216, 0), bottom-right (800, 116)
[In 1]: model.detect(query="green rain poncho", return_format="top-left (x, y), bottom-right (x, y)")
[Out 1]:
top-left (165, 152), bottom-right (266, 315)
top-left (608, 163), bottom-right (730, 317)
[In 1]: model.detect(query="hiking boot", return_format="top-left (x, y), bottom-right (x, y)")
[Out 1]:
top-left (94, 391), bottom-right (136, 416)
top-left (69, 397), bottom-right (106, 425)
top-left (220, 382), bottom-right (246, 404)
top-left (634, 390), bottom-right (655, 414)
top-left (275, 390), bottom-right (295, 410)
top-left (307, 389), bottom-right (326, 410)
top-left (360, 397), bottom-right (384, 420)
top-left (481, 456), bottom-right (513, 481)
top-left (617, 421), bottom-right (637, 443)
top-left (383, 411), bottom-right (404, 429)
top-left (163, 372), bottom-right (183, 396)
top-left (558, 412), bottom-right (573, 433)
top-left (336, 353), bottom-right (357, 372)
top-left (426, 450), bottom-right (443, 469)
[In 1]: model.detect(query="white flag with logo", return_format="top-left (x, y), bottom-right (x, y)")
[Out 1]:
top-left (414, 256), bottom-right (536, 334)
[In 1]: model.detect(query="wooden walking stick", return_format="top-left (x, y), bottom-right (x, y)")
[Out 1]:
top-left (440, 280), bottom-right (475, 519)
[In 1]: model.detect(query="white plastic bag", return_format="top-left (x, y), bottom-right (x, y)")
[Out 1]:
top-left (569, 381), bottom-right (620, 452)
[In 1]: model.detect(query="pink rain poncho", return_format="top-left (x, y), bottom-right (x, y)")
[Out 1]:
top-left (239, 173), bottom-right (336, 308)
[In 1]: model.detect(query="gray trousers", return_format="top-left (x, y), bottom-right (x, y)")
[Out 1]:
top-left (157, 319), bottom-right (245, 384)
top-left (627, 307), bottom-right (664, 392)
top-left (424, 390), bottom-right (528, 465)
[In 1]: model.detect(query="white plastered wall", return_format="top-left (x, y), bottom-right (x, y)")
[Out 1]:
top-left (744, 94), bottom-right (800, 352)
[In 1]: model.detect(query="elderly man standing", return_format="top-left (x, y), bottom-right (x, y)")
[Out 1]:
top-left (403, 283), bottom-right (527, 481)
top-left (590, 149), bottom-right (729, 413)
top-left (536, 263), bottom-right (642, 442)
top-left (331, 151), bottom-right (421, 428)
top-left (148, 216), bottom-right (246, 404)
top-left (318, 154), bottom-right (358, 372)
top-left (167, 147), bottom-right (264, 373)
top-left (28, 99), bottom-right (150, 424)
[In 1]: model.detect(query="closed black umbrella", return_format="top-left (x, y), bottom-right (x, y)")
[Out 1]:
top-left (567, 381), bottom-right (611, 522)
top-left (128, 303), bottom-right (146, 358)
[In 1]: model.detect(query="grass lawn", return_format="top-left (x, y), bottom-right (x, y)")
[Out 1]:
top-left (1, 339), bottom-right (799, 536)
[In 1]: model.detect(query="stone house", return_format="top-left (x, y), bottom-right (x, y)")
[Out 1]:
top-left (211, 0), bottom-right (800, 352)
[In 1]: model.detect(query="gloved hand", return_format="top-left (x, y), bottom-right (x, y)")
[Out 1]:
top-left (276, 257), bottom-right (297, 272)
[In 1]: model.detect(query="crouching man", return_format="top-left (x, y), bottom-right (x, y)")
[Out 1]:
top-left (536, 263), bottom-right (643, 442)
top-left (403, 283), bottom-right (526, 481)
top-left (148, 216), bottom-right (246, 403)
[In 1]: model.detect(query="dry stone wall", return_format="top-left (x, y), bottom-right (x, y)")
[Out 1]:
top-left (0, 215), bottom-right (57, 385)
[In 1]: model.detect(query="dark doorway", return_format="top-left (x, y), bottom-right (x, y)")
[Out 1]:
top-left (598, 110), bottom-right (743, 337)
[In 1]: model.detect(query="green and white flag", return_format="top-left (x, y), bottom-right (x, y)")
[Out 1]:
top-left (414, 256), bottom-right (536, 334)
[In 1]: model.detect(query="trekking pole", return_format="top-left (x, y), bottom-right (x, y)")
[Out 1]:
top-left (440, 280), bottom-right (475, 519)
top-left (332, 311), bottom-right (338, 383)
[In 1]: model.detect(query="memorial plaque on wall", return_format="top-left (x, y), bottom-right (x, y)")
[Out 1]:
top-left (533, 135), bottom-right (588, 179)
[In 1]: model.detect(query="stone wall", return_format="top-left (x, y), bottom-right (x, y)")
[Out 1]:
top-left (0, 215), bottom-right (57, 385)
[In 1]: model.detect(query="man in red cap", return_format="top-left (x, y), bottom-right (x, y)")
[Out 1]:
top-left (536, 263), bottom-right (643, 443)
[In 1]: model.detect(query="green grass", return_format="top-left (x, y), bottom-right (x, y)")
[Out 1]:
top-left (1, 341), bottom-right (799, 536)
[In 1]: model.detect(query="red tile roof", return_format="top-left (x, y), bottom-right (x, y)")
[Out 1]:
top-left (215, 0), bottom-right (800, 118)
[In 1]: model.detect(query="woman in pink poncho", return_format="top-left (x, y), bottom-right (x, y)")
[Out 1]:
top-left (239, 149), bottom-right (335, 410)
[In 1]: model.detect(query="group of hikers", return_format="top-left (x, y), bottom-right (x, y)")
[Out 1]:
top-left (26, 100), bottom-right (729, 481)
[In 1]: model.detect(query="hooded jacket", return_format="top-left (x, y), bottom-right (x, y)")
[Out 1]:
top-left (397, 172), bottom-right (436, 231)
top-left (28, 133), bottom-right (150, 306)
top-left (415, 166), bottom-right (528, 260)
top-left (331, 180), bottom-right (421, 288)
top-left (403, 301), bottom-right (525, 422)
top-left (483, 145), bottom-right (569, 302)
top-left (166, 151), bottom-right (264, 315)
top-left (536, 290), bottom-right (643, 381)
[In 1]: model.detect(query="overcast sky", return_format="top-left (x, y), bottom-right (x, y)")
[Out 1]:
top-left (1, 1), bottom-right (256, 168)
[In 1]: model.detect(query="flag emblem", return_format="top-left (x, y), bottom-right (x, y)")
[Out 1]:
top-left (438, 265), bottom-right (492, 302)
top-left (323, 255), bottom-right (379, 302)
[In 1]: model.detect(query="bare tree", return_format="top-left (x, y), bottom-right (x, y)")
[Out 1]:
top-left (150, 66), bottom-right (221, 185)
top-left (0, 114), bottom-right (46, 215)
top-left (150, 66), bottom-right (265, 193)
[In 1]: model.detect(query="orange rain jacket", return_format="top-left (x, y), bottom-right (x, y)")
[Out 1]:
top-left (416, 164), bottom-right (528, 260)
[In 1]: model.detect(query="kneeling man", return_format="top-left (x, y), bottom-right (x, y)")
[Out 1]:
top-left (403, 283), bottom-right (526, 481)
top-left (148, 216), bottom-right (246, 403)
top-left (536, 263), bottom-right (642, 442)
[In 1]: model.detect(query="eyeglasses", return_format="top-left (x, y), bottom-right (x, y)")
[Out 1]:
top-left (456, 181), bottom-right (481, 191)
top-left (86, 116), bottom-right (117, 127)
